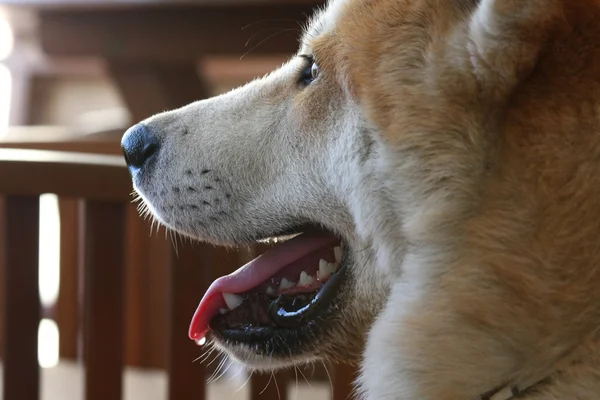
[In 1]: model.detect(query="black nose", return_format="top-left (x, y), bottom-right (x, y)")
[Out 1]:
top-left (121, 123), bottom-right (159, 169)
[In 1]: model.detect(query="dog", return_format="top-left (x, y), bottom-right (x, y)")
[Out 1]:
top-left (121, 0), bottom-right (600, 398)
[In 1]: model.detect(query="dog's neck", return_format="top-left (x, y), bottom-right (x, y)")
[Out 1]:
top-left (475, 336), bottom-right (596, 400)
top-left (476, 378), bottom-right (548, 400)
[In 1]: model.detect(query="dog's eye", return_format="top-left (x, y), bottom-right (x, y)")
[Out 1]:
top-left (310, 62), bottom-right (320, 80)
top-left (299, 57), bottom-right (320, 85)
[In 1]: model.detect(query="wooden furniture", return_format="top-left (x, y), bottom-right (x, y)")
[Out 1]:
top-left (0, 147), bottom-right (357, 400)
top-left (2, 0), bottom-right (325, 370)
top-left (0, 1), bottom-right (359, 399)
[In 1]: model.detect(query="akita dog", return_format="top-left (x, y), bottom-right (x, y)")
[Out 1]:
top-left (121, 0), bottom-right (600, 398)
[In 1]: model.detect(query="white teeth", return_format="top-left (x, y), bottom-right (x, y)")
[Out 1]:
top-left (318, 259), bottom-right (336, 281)
top-left (196, 337), bottom-right (207, 346)
top-left (298, 271), bottom-right (315, 286)
top-left (219, 308), bottom-right (228, 315)
top-left (223, 293), bottom-right (244, 310)
top-left (266, 286), bottom-right (276, 296)
top-left (334, 246), bottom-right (342, 263)
top-left (319, 259), bottom-right (329, 272)
top-left (279, 278), bottom-right (296, 290)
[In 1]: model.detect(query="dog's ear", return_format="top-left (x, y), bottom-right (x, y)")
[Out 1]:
top-left (467, 0), bottom-right (564, 100)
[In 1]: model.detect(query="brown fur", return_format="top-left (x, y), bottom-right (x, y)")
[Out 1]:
top-left (313, 0), bottom-right (600, 398)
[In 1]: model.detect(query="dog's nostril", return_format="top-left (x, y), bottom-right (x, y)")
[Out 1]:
top-left (142, 143), bottom-right (158, 163)
top-left (121, 123), bottom-right (159, 169)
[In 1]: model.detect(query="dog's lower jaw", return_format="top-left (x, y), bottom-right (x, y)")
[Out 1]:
top-left (208, 288), bottom-right (372, 373)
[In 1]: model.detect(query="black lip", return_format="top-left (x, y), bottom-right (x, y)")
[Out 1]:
top-left (268, 268), bottom-right (344, 327)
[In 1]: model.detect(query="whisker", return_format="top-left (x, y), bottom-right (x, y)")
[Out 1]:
top-left (245, 27), bottom-right (301, 47)
top-left (241, 28), bottom-right (300, 60)
top-left (259, 372), bottom-right (274, 395)
top-left (235, 370), bottom-right (253, 393)
top-left (206, 352), bottom-right (223, 368)
top-left (241, 18), bottom-right (300, 30)
top-left (170, 229), bottom-right (180, 257)
top-left (297, 366), bottom-right (312, 388)
top-left (294, 366), bottom-right (300, 400)
top-left (194, 344), bottom-right (216, 364)
top-left (208, 359), bottom-right (232, 384)
top-left (273, 372), bottom-right (282, 400)
top-left (321, 360), bottom-right (334, 395)
top-left (227, 363), bottom-right (245, 381)
top-left (208, 357), bottom-right (228, 383)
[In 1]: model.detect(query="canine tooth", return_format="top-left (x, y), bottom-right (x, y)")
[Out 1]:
top-left (334, 246), bottom-right (342, 263)
top-left (223, 293), bottom-right (244, 310)
top-left (298, 271), bottom-right (315, 286)
top-left (219, 308), bottom-right (228, 315)
top-left (330, 262), bottom-right (338, 272)
top-left (266, 286), bottom-right (276, 296)
top-left (196, 337), bottom-right (207, 346)
top-left (317, 270), bottom-right (329, 281)
top-left (318, 259), bottom-right (336, 281)
top-left (319, 259), bottom-right (329, 272)
top-left (279, 278), bottom-right (296, 290)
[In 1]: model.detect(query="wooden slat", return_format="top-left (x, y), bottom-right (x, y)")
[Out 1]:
top-left (0, 198), bottom-right (4, 359)
top-left (0, 148), bottom-right (131, 202)
top-left (0, 140), bottom-right (123, 155)
top-left (5, 0), bottom-right (320, 8)
top-left (81, 201), bottom-right (126, 400)
top-left (332, 363), bottom-right (358, 400)
top-left (56, 197), bottom-right (81, 360)
top-left (2, 196), bottom-right (40, 400)
top-left (123, 207), bottom-right (147, 367)
top-left (0, 126), bottom-right (124, 156)
top-left (168, 242), bottom-right (240, 400)
top-left (38, 5), bottom-right (320, 61)
top-left (123, 206), bottom-right (171, 371)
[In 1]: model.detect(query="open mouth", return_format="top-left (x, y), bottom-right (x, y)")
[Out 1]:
top-left (188, 224), bottom-right (346, 347)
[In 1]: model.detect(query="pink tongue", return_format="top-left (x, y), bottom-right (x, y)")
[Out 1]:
top-left (188, 232), bottom-right (339, 342)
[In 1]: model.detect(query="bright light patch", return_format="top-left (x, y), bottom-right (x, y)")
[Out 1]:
top-left (0, 18), bottom-right (13, 61)
top-left (39, 193), bottom-right (61, 308)
top-left (38, 319), bottom-right (60, 368)
top-left (0, 64), bottom-right (10, 129)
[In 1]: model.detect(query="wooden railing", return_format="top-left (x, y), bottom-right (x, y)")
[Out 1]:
top-left (0, 147), bottom-right (356, 400)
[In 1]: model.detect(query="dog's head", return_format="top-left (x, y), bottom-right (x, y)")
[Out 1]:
top-left (121, 0), bottom-right (397, 369)
top-left (122, 0), bottom-right (600, 388)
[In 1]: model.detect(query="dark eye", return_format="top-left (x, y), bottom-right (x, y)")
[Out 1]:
top-left (299, 57), bottom-right (320, 85)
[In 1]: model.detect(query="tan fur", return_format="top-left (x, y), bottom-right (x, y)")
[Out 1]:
top-left (324, 0), bottom-right (600, 398)
top-left (126, 0), bottom-right (600, 398)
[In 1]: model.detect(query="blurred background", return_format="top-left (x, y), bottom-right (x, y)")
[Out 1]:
top-left (0, 1), bottom-right (357, 400)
